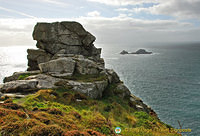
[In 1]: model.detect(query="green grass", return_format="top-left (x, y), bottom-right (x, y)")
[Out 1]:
top-left (0, 87), bottom-right (180, 136)
top-left (17, 73), bottom-right (38, 80)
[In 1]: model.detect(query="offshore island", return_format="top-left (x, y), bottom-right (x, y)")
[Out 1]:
top-left (0, 21), bottom-right (179, 136)
top-left (120, 49), bottom-right (152, 55)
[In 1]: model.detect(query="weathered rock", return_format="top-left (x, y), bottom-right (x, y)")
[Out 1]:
top-left (89, 45), bottom-right (102, 56)
top-left (130, 94), bottom-right (142, 103)
top-left (27, 21), bottom-right (102, 71)
top-left (3, 70), bottom-right (40, 83)
top-left (39, 58), bottom-right (75, 77)
top-left (0, 80), bottom-right (38, 93)
top-left (51, 52), bottom-right (83, 60)
top-left (66, 80), bottom-right (108, 99)
top-left (115, 83), bottom-right (131, 98)
top-left (33, 22), bottom-right (96, 55)
top-left (76, 58), bottom-right (101, 75)
top-left (106, 69), bottom-right (120, 83)
top-left (26, 74), bottom-right (65, 89)
top-left (128, 94), bottom-right (156, 114)
top-left (3, 93), bottom-right (28, 99)
top-left (27, 49), bottom-right (53, 71)
top-left (0, 20), bottom-right (159, 117)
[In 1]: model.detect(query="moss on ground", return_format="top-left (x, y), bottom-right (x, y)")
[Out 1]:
top-left (0, 87), bottom-right (180, 136)
top-left (17, 73), bottom-right (38, 80)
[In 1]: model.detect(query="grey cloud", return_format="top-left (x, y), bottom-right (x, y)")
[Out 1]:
top-left (77, 16), bottom-right (200, 44)
top-left (130, 0), bottom-right (200, 20)
top-left (0, 17), bottom-right (199, 46)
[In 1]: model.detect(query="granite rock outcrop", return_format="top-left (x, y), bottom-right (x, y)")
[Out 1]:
top-left (0, 21), bottom-right (155, 114)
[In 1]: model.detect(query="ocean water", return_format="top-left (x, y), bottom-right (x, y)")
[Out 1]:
top-left (0, 44), bottom-right (200, 135)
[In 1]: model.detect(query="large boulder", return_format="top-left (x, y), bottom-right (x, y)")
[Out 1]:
top-left (75, 58), bottom-right (101, 75)
top-left (0, 80), bottom-right (38, 93)
top-left (115, 83), bottom-right (131, 98)
top-left (27, 21), bottom-right (102, 71)
top-left (27, 49), bottom-right (53, 71)
top-left (0, 74), bottom-right (66, 94)
top-left (39, 58), bottom-right (75, 77)
top-left (26, 74), bottom-right (65, 89)
top-left (33, 22), bottom-right (96, 55)
top-left (66, 80), bottom-right (108, 99)
top-left (106, 69), bottom-right (120, 83)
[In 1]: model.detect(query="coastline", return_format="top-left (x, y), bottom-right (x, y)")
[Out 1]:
top-left (0, 22), bottom-right (182, 135)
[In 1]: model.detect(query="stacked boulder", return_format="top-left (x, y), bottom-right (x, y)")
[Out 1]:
top-left (0, 21), bottom-right (155, 114)
top-left (1, 21), bottom-right (126, 98)
top-left (27, 22), bottom-right (102, 72)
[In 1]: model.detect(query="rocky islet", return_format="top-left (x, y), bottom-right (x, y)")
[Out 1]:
top-left (120, 49), bottom-right (152, 55)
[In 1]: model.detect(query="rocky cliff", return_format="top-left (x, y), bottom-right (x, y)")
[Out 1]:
top-left (1, 21), bottom-right (137, 102)
top-left (0, 21), bottom-right (179, 136)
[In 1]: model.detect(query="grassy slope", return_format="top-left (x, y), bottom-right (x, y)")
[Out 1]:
top-left (0, 85), bottom-right (181, 136)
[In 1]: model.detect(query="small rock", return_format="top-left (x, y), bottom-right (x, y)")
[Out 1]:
top-left (130, 94), bottom-right (142, 103)
top-left (136, 104), bottom-right (144, 109)
top-left (3, 93), bottom-right (27, 98)
top-left (76, 99), bottom-right (82, 102)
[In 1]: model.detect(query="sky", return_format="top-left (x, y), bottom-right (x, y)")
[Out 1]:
top-left (0, 0), bottom-right (200, 46)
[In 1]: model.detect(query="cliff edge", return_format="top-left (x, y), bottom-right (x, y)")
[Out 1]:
top-left (0, 21), bottom-right (179, 136)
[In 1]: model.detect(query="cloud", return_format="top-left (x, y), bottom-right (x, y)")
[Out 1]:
top-left (78, 14), bottom-right (192, 29)
top-left (78, 16), bottom-right (200, 44)
top-left (130, 0), bottom-right (200, 19)
top-left (0, 15), bottom-right (199, 46)
top-left (87, 11), bottom-right (101, 17)
top-left (115, 8), bottom-right (130, 12)
top-left (0, 6), bottom-right (36, 18)
top-left (148, 0), bottom-right (200, 19)
top-left (88, 0), bottom-right (200, 20)
top-left (39, 0), bottom-right (68, 6)
top-left (87, 0), bottom-right (158, 6)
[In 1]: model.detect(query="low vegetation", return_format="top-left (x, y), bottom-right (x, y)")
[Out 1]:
top-left (17, 73), bottom-right (38, 80)
top-left (0, 85), bottom-right (180, 136)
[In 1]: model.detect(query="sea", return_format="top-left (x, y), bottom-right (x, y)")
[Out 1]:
top-left (0, 43), bottom-right (200, 135)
